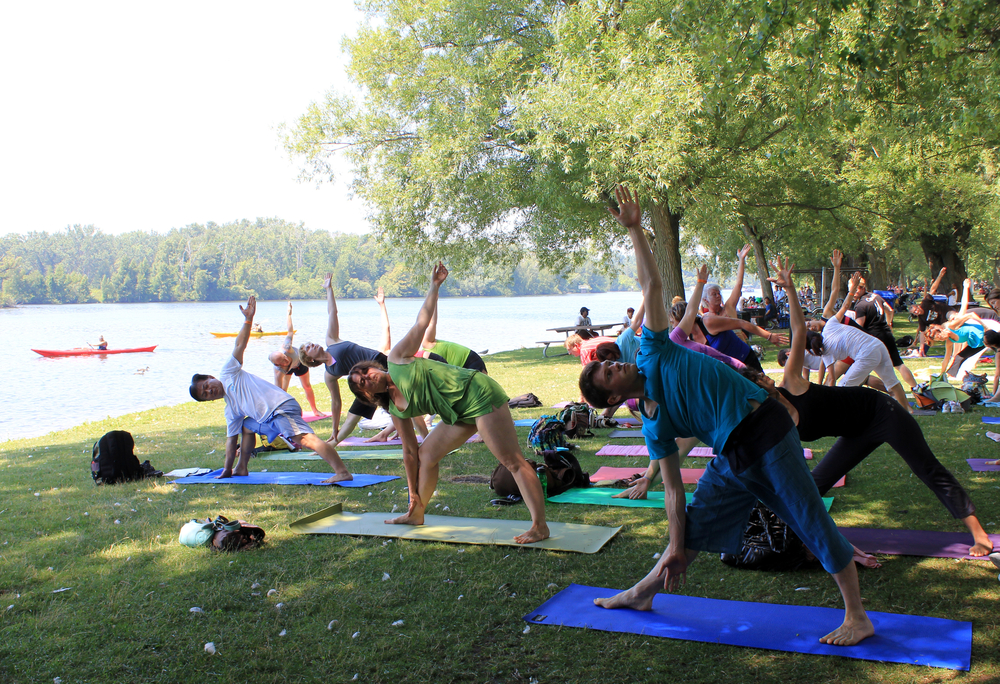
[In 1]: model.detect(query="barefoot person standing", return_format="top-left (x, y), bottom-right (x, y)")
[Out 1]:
top-left (347, 262), bottom-right (549, 544)
top-left (580, 186), bottom-right (872, 646)
top-left (189, 295), bottom-right (352, 483)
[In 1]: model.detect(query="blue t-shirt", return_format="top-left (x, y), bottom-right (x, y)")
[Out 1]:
top-left (638, 325), bottom-right (767, 461)
top-left (955, 323), bottom-right (984, 348)
top-left (324, 341), bottom-right (382, 378)
top-left (615, 328), bottom-right (641, 364)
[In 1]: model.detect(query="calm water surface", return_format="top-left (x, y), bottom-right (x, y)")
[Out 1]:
top-left (0, 292), bottom-right (642, 441)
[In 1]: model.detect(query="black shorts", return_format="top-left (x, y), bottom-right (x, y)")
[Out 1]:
top-left (463, 350), bottom-right (488, 373)
top-left (285, 363), bottom-right (310, 377)
top-left (871, 329), bottom-right (904, 367)
top-left (947, 344), bottom-right (985, 377)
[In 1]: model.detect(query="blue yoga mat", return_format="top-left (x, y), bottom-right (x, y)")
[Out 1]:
top-left (172, 468), bottom-right (398, 488)
top-left (609, 429), bottom-right (643, 439)
top-left (513, 419), bottom-right (537, 427)
top-left (982, 417), bottom-right (1000, 424)
top-left (525, 584), bottom-right (971, 671)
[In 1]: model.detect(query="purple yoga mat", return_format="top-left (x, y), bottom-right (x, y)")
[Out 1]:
top-left (967, 458), bottom-right (1000, 472)
top-left (338, 433), bottom-right (483, 447)
top-left (595, 444), bottom-right (813, 459)
top-left (839, 528), bottom-right (1000, 559)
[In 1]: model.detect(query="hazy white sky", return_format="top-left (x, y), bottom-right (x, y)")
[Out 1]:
top-left (0, 1), bottom-right (369, 237)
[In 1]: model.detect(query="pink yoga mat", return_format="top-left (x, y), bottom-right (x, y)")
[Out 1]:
top-left (590, 465), bottom-right (843, 487)
top-left (337, 433), bottom-right (483, 447)
top-left (595, 444), bottom-right (813, 459)
top-left (302, 413), bottom-right (330, 423)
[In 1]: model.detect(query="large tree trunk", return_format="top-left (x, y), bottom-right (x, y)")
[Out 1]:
top-left (649, 201), bottom-right (685, 303)
top-left (918, 223), bottom-right (970, 291)
top-left (738, 216), bottom-right (772, 300)
top-left (863, 246), bottom-right (889, 290)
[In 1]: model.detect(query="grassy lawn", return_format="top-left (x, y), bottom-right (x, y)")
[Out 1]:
top-left (2, 328), bottom-right (999, 683)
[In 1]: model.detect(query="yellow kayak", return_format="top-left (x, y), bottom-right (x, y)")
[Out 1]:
top-left (210, 331), bottom-right (296, 338)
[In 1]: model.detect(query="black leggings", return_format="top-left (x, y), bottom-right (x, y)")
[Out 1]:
top-left (810, 395), bottom-right (975, 519)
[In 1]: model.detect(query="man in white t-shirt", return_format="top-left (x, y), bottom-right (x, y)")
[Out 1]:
top-left (189, 296), bottom-right (352, 482)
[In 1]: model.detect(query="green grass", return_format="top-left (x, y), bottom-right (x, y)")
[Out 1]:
top-left (2, 334), bottom-right (1000, 683)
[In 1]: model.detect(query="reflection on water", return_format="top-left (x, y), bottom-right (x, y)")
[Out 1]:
top-left (0, 291), bottom-right (639, 441)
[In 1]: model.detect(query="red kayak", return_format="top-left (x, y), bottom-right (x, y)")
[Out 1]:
top-left (32, 346), bottom-right (157, 358)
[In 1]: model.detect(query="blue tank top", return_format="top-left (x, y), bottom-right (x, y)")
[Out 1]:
top-left (697, 318), bottom-right (752, 363)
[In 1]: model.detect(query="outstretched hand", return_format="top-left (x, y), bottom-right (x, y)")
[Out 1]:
top-left (849, 271), bottom-right (862, 292)
top-left (374, 286), bottom-right (385, 305)
top-left (737, 244), bottom-right (752, 261)
top-left (323, 273), bottom-right (333, 290)
top-left (608, 185), bottom-right (642, 228)
top-left (696, 264), bottom-right (709, 283)
top-left (240, 296), bottom-right (256, 321)
top-left (767, 256), bottom-right (795, 290)
top-left (432, 261), bottom-right (449, 285)
top-left (831, 249), bottom-right (843, 269)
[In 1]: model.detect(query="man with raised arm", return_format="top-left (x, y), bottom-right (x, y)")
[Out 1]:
top-left (579, 186), bottom-right (872, 647)
top-left (188, 296), bottom-right (351, 483)
top-left (910, 267), bottom-right (954, 356)
top-left (299, 277), bottom-right (430, 445)
top-left (267, 302), bottom-right (322, 415)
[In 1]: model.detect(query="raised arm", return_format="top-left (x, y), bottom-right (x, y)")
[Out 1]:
top-left (421, 295), bottom-right (439, 350)
top-left (701, 315), bottom-right (789, 346)
top-left (325, 274), bottom-right (341, 345)
top-left (957, 278), bottom-right (971, 317)
top-left (832, 273), bottom-right (861, 323)
top-left (928, 267), bottom-right (947, 295)
top-left (375, 286), bottom-right (391, 354)
top-left (822, 249), bottom-right (843, 319)
top-left (678, 265), bottom-right (710, 336)
top-left (389, 262), bottom-right (448, 363)
top-left (723, 244), bottom-right (752, 316)
top-left (609, 186), bottom-right (668, 332)
top-left (768, 258), bottom-right (808, 391)
top-left (232, 295), bottom-right (256, 365)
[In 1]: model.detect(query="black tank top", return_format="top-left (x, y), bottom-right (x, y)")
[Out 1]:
top-left (777, 383), bottom-right (881, 441)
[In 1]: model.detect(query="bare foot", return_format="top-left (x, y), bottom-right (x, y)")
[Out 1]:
top-left (385, 511), bottom-right (424, 525)
top-left (968, 540), bottom-right (993, 557)
top-left (594, 584), bottom-right (656, 612)
top-left (214, 469), bottom-right (233, 479)
top-left (514, 524), bottom-right (550, 544)
top-left (322, 472), bottom-right (353, 484)
top-left (365, 434), bottom-right (390, 443)
top-left (819, 615), bottom-right (875, 646)
top-left (852, 546), bottom-right (881, 569)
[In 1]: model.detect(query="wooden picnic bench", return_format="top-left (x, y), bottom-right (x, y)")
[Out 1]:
top-left (537, 322), bottom-right (621, 358)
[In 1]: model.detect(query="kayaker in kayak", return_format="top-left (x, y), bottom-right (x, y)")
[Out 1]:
top-left (90, 336), bottom-right (108, 350)
top-left (189, 295), bottom-right (352, 483)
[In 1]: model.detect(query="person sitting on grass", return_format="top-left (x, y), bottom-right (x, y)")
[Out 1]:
top-left (580, 185), bottom-right (872, 646)
top-left (267, 301), bottom-right (322, 415)
top-left (347, 262), bottom-right (549, 545)
top-left (189, 295), bottom-right (351, 483)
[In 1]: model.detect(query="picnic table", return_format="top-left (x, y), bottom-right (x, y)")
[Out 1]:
top-left (537, 323), bottom-right (620, 358)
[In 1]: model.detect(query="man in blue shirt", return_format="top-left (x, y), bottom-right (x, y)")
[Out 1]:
top-left (578, 186), bottom-right (872, 647)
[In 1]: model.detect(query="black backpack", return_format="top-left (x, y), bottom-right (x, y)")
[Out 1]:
top-left (719, 502), bottom-right (820, 572)
top-left (91, 430), bottom-right (148, 485)
top-left (507, 393), bottom-right (542, 408)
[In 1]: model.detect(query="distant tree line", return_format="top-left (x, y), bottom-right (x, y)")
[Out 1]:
top-left (0, 220), bottom-right (638, 306)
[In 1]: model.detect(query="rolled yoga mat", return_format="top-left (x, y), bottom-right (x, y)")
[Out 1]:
top-left (523, 584), bottom-right (971, 671)
top-left (171, 468), bottom-right (398, 488)
top-left (967, 458), bottom-right (1000, 472)
top-left (839, 528), bottom-right (1000, 560)
top-left (546, 488), bottom-right (834, 511)
top-left (289, 503), bottom-right (620, 554)
top-left (259, 450), bottom-right (404, 460)
top-left (595, 444), bottom-right (813, 459)
top-left (588, 466), bottom-right (845, 488)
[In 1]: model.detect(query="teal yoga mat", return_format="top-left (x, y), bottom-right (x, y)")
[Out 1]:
top-left (259, 450), bottom-right (404, 460)
top-left (547, 487), bottom-right (833, 511)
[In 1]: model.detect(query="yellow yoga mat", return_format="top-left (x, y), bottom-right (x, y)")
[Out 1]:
top-left (289, 504), bottom-right (620, 554)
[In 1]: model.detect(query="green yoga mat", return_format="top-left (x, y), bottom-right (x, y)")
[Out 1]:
top-left (259, 450), bottom-right (404, 460)
top-left (289, 504), bottom-right (620, 554)
top-left (547, 488), bottom-right (834, 511)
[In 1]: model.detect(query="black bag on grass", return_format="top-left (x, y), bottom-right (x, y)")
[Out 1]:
top-left (508, 393), bottom-right (542, 408)
top-left (719, 502), bottom-right (820, 572)
top-left (91, 430), bottom-right (148, 485)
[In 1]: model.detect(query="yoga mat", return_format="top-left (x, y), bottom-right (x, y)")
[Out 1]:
top-left (981, 401), bottom-right (1000, 408)
top-left (289, 503), bottom-right (620, 554)
top-left (337, 434), bottom-right (483, 447)
top-left (982, 416), bottom-right (1000, 424)
top-left (839, 528), bottom-right (1000, 560)
top-left (302, 413), bottom-right (330, 423)
top-left (589, 466), bottom-right (845, 488)
top-left (259, 450), bottom-right (404, 460)
top-left (967, 458), bottom-right (1000, 472)
top-left (911, 409), bottom-right (937, 416)
top-left (164, 467), bottom-right (212, 478)
top-left (596, 444), bottom-right (813, 460)
top-left (609, 430), bottom-right (643, 439)
top-left (547, 488), bottom-right (834, 511)
top-left (172, 468), bottom-right (398, 488)
top-left (514, 418), bottom-right (641, 428)
top-left (514, 419), bottom-right (537, 427)
top-left (524, 584), bottom-right (970, 671)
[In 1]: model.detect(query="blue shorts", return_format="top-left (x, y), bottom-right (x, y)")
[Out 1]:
top-left (242, 399), bottom-right (312, 443)
top-left (683, 427), bottom-right (854, 574)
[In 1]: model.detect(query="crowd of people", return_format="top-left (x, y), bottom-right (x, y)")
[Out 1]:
top-left (185, 184), bottom-right (999, 649)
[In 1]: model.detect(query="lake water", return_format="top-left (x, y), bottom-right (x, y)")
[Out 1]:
top-left (0, 291), bottom-right (643, 441)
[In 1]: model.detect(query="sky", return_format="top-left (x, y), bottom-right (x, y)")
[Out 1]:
top-left (0, 1), bottom-right (370, 237)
